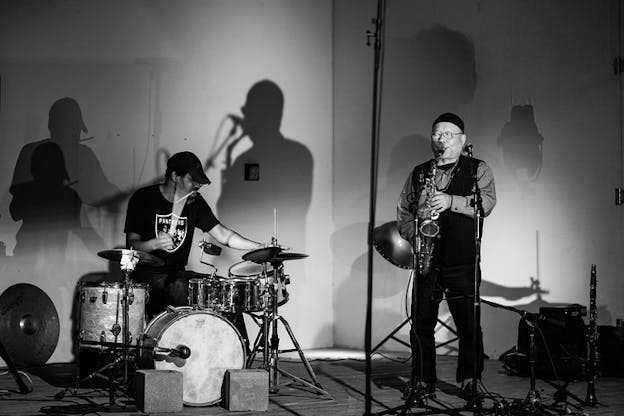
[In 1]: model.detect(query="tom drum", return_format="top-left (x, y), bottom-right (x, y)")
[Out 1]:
top-left (228, 260), bottom-right (289, 311)
top-left (78, 281), bottom-right (147, 348)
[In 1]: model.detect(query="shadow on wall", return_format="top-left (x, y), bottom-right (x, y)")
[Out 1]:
top-left (216, 80), bottom-right (313, 266)
top-left (384, 25), bottom-right (476, 117)
top-left (497, 104), bottom-right (544, 193)
top-left (7, 140), bottom-right (106, 277)
top-left (1, 97), bottom-right (123, 362)
top-left (4, 98), bottom-right (117, 276)
top-left (10, 97), bottom-right (120, 210)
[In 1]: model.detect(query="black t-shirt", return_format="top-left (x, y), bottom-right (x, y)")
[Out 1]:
top-left (124, 184), bottom-right (219, 269)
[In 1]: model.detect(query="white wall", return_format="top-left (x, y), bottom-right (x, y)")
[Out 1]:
top-left (0, 0), bottom-right (333, 364)
top-left (1, 0), bottom-right (623, 367)
top-left (333, 0), bottom-right (624, 358)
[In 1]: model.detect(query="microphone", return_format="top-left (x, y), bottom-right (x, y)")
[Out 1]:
top-left (170, 345), bottom-right (191, 359)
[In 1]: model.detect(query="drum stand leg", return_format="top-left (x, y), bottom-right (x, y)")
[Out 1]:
top-left (250, 279), bottom-right (332, 399)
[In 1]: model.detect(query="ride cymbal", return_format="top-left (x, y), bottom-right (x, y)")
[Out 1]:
top-left (271, 252), bottom-right (309, 262)
top-left (0, 283), bottom-right (60, 367)
top-left (242, 246), bottom-right (281, 264)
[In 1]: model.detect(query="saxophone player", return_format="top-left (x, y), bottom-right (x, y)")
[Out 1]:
top-left (397, 113), bottom-right (497, 403)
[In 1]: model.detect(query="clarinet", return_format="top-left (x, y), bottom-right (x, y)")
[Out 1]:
top-left (585, 264), bottom-right (599, 405)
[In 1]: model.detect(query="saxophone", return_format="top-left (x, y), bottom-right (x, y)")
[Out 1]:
top-left (416, 157), bottom-right (441, 276)
top-left (585, 264), bottom-right (599, 405)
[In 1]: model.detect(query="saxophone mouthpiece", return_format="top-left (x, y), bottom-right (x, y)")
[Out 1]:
top-left (434, 143), bottom-right (446, 156)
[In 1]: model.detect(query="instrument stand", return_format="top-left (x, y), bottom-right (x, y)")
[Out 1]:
top-left (61, 251), bottom-right (141, 411)
top-left (0, 338), bottom-right (31, 394)
top-left (247, 262), bottom-right (331, 399)
top-left (482, 299), bottom-right (584, 416)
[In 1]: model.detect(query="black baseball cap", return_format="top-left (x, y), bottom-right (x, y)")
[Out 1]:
top-left (167, 151), bottom-right (211, 184)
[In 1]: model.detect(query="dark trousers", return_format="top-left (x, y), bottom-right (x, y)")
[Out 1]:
top-left (410, 264), bottom-right (484, 384)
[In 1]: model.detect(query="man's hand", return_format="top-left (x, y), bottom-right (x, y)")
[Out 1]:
top-left (429, 191), bottom-right (452, 213)
top-left (152, 231), bottom-right (174, 251)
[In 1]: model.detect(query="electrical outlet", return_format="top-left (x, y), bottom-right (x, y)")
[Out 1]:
top-left (244, 163), bottom-right (260, 181)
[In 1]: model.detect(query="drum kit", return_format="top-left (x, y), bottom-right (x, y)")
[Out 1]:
top-left (74, 241), bottom-right (329, 408)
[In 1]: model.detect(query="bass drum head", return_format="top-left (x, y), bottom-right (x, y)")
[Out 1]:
top-left (142, 307), bottom-right (246, 406)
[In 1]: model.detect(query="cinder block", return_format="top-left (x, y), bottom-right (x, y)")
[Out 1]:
top-left (135, 369), bottom-right (183, 413)
top-left (223, 369), bottom-right (268, 411)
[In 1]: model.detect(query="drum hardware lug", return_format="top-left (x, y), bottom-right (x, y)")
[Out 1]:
top-left (80, 291), bottom-right (85, 303)
top-left (110, 323), bottom-right (121, 337)
top-left (89, 296), bottom-right (97, 303)
top-left (129, 292), bottom-right (135, 305)
top-left (99, 331), bottom-right (106, 343)
top-left (102, 290), bottom-right (108, 304)
top-left (79, 330), bottom-right (85, 340)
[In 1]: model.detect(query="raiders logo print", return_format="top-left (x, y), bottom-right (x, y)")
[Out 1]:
top-left (155, 213), bottom-right (188, 252)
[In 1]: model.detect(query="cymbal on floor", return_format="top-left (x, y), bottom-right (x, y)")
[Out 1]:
top-left (0, 283), bottom-right (60, 367)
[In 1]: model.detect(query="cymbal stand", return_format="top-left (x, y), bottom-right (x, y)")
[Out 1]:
top-left (248, 261), bottom-right (331, 398)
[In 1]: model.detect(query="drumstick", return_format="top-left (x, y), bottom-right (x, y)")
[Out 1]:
top-left (174, 190), bottom-right (195, 204)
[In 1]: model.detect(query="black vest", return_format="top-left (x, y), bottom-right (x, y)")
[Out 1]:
top-left (412, 155), bottom-right (483, 267)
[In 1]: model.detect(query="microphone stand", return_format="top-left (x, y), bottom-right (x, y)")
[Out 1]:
top-left (364, 0), bottom-right (387, 414)
top-left (467, 145), bottom-right (484, 414)
top-left (479, 299), bottom-right (582, 415)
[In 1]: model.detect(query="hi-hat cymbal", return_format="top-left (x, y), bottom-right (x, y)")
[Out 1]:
top-left (98, 249), bottom-right (163, 266)
top-left (0, 283), bottom-right (60, 367)
top-left (373, 221), bottom-right (413, 269)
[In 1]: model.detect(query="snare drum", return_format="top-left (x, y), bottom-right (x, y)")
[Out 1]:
top-left (78, 281), bottom-right (147, 348)
top-left (140, 307), bottom-right (246, 406)
top-left (228, 260), bottom-right (289, 310)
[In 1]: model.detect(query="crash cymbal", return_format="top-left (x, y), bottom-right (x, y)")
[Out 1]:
top-left (272, 252), bottom-right (309, 262)
top-left (373, 221), bottom-right (413, 269)
top-left (98, 249), bottom-right (163, 266)
top-left (242, 246), bottom-right (281, 264)
top-left (0, 283), bottom-right (59, 367)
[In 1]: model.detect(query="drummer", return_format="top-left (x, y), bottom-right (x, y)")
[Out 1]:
top-left (124, 151), bottom-right (263, 348)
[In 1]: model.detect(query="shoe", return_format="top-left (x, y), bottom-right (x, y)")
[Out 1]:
top-left (459, 379), bottom-right (482, 403)
top-left (402, 381), bottom-right (436, 402)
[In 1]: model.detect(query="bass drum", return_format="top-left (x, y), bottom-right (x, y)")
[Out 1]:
top-left (140, 307), bottom-right (246, 406)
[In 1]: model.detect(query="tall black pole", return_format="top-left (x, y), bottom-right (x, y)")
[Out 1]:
top-left (365, 0), bottom-right (386, 414)
top-left (467, 145), bottom-right (483, 414)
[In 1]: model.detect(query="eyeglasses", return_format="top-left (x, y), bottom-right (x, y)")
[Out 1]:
top-left (431, 131), bottom-right (463, 140)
